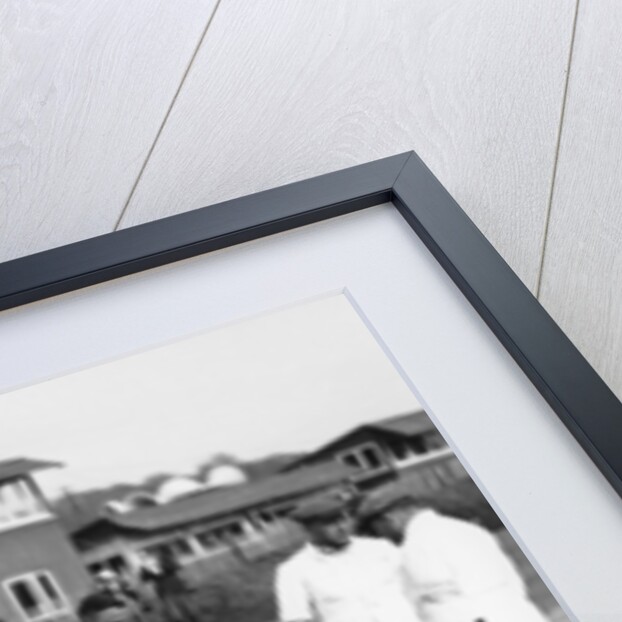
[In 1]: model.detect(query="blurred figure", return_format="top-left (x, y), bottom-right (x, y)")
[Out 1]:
top-left (134, 553), bottom-right (161, 609)
top-left (275, 489), bottom-right (421, 622)
top-left (140, 549), bottom-right (199, 622)
top-left (358, 485), bottom-right (548, 622)
top-left (78, 570), bottom-right (143, 622)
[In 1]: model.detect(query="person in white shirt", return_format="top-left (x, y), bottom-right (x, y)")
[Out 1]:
top-left (357, 485), bottom-right (550, 622)
top-left (274, 489), bottom-right (421, 622)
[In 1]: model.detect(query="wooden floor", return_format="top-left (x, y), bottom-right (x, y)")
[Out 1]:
top-left (1, 1), bottom-right (620, 400)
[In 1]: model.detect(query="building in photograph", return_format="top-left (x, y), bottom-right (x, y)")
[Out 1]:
top-left (285, 411), bottom-right (470, 492)
top-left (70, 411), bottom-right (472, 578)
top-left (71, 461), bottom-right (357, 578)
top-left (0, 458), bottom-right (91, 622)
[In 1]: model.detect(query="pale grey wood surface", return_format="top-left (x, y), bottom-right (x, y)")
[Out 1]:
top-left (117, 0), bottom-right (576, 291)
top-left (539, 0), bottom-right (622, 400)
top-left (0, 0), bottom-right (218, 262)
top-left (2, 0), bottom-right (621, 402)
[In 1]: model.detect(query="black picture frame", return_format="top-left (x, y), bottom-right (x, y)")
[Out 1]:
top-left (1, 151), bottom-right (621, 502)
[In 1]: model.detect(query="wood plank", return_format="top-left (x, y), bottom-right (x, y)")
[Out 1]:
top-left (0, 0), bottom-right (218, 262)
top-left (539, 1), bottom-right (622, 400)
top-left (119, 0), bottom-right (576, 291)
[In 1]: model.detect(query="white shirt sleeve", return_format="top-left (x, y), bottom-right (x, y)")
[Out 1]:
top-left (431, 519), bottom-right (527, 596)
top-left (402, 520), bottom-right (461, 599)
top-left (275, 562), bottom-right (314, 622)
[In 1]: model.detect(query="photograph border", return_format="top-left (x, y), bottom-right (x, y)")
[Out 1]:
top-left (1, 150), bottom-right (621, 501)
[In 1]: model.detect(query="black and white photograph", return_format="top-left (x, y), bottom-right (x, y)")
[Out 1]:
top-left (0, 294), bottom-right (569, 622)
top-left (4, 2), bottom-right (622, 619)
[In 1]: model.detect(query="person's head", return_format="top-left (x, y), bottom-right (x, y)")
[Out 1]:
top-left (365, 498), bottom-right (420, 543)
top-left (357, 486), bottom-right (425, 544)
top-left (303, 510), bottom-right (354, 550)
top-left (290, 489), bottom-right (358, 550)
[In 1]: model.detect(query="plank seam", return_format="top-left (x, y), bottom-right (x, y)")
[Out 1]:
top-left (113, 0), bottom-right (225, 232)
top-left (535, 0), bottom-right (581, 298)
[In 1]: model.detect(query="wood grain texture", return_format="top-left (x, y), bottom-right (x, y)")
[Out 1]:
top-left (0, 0), bottom-right (218, 262)
top-left (119, 0), bottom-right (576, 291)
top-left (539, 0), bottom-right (622, 400)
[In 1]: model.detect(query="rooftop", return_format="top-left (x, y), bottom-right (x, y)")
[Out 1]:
top-left (0, 457), bottom-right (62, 482)
top-left (283, 411), bottom-right (433, 469)
top-left (70, 412), bottom-right (431, 537)
top-left (361, 411), bottom-right (434, 436)
top-left (73, 460), bottom-right (357, 535)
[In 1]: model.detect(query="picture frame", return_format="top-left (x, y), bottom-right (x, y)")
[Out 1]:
top-left (2, 151), bottom-right (622, 622)
top-left (1, 150), bottom-right (620, 503)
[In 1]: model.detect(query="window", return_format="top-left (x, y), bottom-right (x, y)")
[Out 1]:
top-left (228, 523), bottom-right (244, 537)
top-left (423, 430), bottom-right (447, 451)
top-left (214, 521), bottom-right (245, 541)
top-left (257, 510), bottom-right (276, 524)
top-left (386, 432), bottom-right (451, 466)
top-left (144, 537), bottom-right (196, 563)
top-left (408, 436), bottom-right (427, 455)
top-left (336, 443), bottom-right (386, 472)
top-left (0, 479), bottom-right (48, 528)
top-left (361, 446), bottom-right (382, 469)
top-left (170, 538), bottom-right (194, 558)
top-left (255, 505), bottom-right (293, 527)
top-left (5, 572), bottom-right (68, 622)
top-left (341, 454), bottom-right (361, 468)
top-left (196, 531), bottom-right (220, 550)
top-left (196, 520), bottom-right (248, 553)
top-left (274, 505), bottom-right (294, 518)
top-left (386, 439), bottom-right (409, 461)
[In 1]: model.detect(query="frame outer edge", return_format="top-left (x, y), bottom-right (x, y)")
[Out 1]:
top-left (391, 151), bottom-right (622, 499)
top-left (0, 153), bottom-right (412, 312)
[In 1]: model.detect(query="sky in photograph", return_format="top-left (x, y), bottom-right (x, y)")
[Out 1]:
top-left (0, 294), bottom-right (421, 499)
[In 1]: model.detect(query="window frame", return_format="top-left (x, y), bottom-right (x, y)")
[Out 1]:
top-left (0, 478), bottom-right (52, 533)
top-left (335, 441), bottom-right (388, 473)
top-left (3, 571), bottom-right (70, 622)
top-left (384, 434), bottom-right (453, 468)
top-left (143, 535), bottom-right (198, 564)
